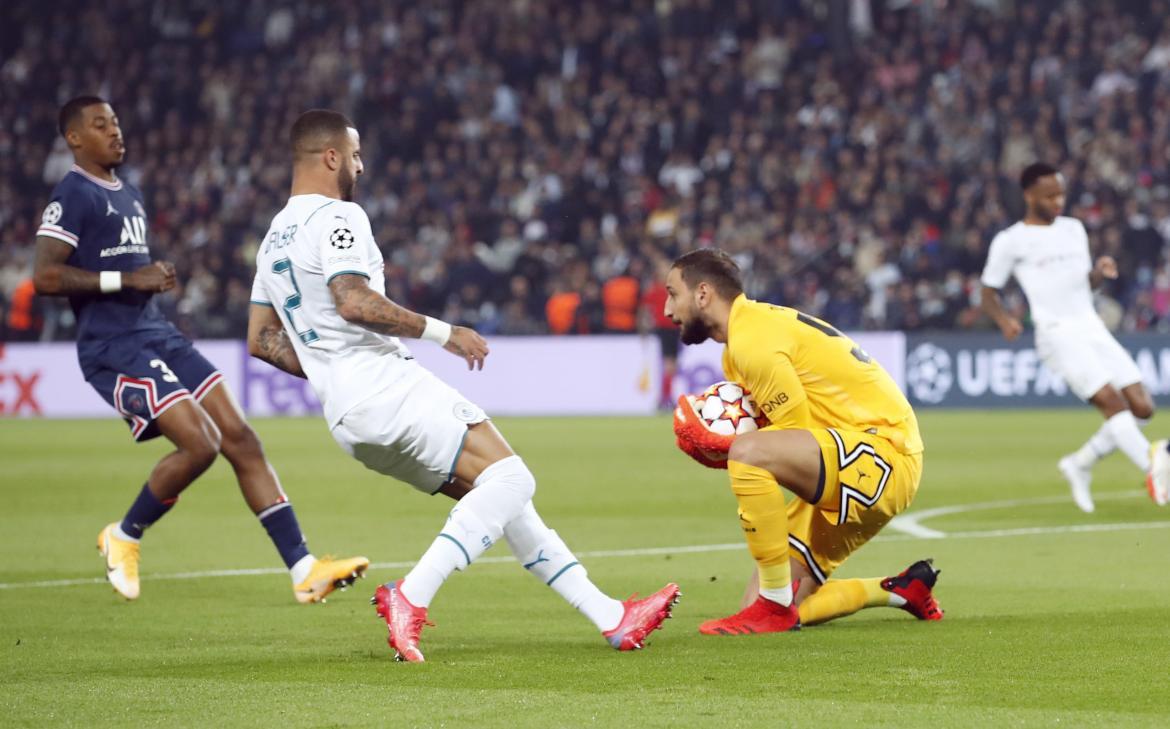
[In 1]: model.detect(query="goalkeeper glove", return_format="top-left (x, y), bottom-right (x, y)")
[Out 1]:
top-left (673, 394), bottom-right (735, 469)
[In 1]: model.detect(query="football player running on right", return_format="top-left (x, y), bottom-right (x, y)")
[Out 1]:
top-left (981, 163), bottom-right (1160, 512)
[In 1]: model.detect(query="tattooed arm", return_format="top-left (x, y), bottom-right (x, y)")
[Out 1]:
top-left (247, 303), bottom-right (306, 378)
top-left (329, 273), bottom-right (426, 337)
top-left (328, 273), bottom-right (490, 370)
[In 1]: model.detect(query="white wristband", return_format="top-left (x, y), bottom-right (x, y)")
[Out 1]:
top-left (99, 271), bottom-right (123, 294)
top-left (421, 316), bottom-right (452, 345)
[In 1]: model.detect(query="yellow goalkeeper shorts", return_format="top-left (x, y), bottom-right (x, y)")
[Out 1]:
top-left (785, 428), bottom-right (922, 584)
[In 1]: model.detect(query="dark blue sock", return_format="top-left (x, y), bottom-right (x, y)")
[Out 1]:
top-left (120, 483), bottom-right (175, 539)
top-left (259, 502), bottom-right (310, 569)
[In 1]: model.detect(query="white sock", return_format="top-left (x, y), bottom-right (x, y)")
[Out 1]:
top-left (504, 502), bottom-right (624, 632)
top-left (759, 584), bottom-right (793, 607)
top-left (401, 455), bottom-right (536, 607)
top-left (112, 524), bottom-right (140, 543)
top-left (1070, 422), bottom-right (1115, 469)
top-left (289, 554), bottom-right (316, 585)
top-left (1104, 411), bottom-right (1151, 472)
top-left (399, 529), bottom-right (475, 607)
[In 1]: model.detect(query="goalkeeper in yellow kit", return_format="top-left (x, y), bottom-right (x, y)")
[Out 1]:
top-left (666, 249), bottom-right (942, 634)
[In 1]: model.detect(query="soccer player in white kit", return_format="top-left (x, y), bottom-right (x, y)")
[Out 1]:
top-left (246, 110), bottom-right (679, 662)
top-left (981, 162), bottom-right (1161, 512)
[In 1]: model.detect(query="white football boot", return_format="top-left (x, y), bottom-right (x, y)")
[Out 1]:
top-left (1058, 456), bottom-right (1095, 513)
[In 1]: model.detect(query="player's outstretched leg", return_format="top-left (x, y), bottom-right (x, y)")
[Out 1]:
top-left (371, 446), bottom-right (535, 660)
top-left (200, 384), bottom-right (369, 602)
top-left (99, 400), bottom-right (220, 599)
top-left (798, 559), bottom-right (943, 625)
top-left (736, 558), bottom-right (944, 626)
top-left (503, 502), bottom-right (680, 650)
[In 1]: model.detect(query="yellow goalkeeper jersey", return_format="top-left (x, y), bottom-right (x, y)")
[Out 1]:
top-left (721, 295), bottom-right (923, 455)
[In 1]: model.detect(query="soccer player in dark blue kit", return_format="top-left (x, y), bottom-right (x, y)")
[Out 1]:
top-left (33, 96), bottom-right (368, 602)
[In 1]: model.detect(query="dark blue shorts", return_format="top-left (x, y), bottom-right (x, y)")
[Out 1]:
top-left (81, 332), bottom-right (223, 442)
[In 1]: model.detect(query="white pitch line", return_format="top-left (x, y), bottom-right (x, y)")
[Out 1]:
top-left (877, 520), bottom-right (1170, 542)
top-left (887, 491), bottom-right (1147, 539)
top-left (2, 517), bottom-right (1169, 591)
top-left (0, 544), bottom-right (754, 591)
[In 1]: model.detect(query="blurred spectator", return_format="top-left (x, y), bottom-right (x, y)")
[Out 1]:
top-left (602, 269), bottom-right (639, 333)
top-left (5, 277), bottom-right (41, 341)
top-left (546, 284), bottom-right (580, 336)
top-left (4, 0), bottom-right (1170, 342)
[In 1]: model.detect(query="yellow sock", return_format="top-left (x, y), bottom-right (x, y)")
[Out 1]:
top-left (727, 460), bottom-right (791, 598)
top-left (798, 578), bottom-right (890, 625)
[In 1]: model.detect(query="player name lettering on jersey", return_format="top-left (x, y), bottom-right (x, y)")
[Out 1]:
top-left (263, 224), bottom-right (299, 254)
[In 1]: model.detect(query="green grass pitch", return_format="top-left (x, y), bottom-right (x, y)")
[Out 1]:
top-left (2, 411), bottom-right (1168, 727)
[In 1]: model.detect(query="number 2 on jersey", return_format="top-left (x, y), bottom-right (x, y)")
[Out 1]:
top-left (272, 258), bottom-right (319, 344)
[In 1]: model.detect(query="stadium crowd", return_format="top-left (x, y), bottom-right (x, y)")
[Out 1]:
top-left (4, 0), bottom-right (1170, 342)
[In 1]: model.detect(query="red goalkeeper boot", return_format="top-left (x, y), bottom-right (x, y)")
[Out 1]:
top-left (881, 559), bottom-right (943, 620)
top-left (699, 595), bottom-right (800, 635)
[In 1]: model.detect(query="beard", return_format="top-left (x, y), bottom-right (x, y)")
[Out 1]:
top-left (679, 317), bottom-right (712, 345)
top-left (338, 162), bottom-right (356, 201)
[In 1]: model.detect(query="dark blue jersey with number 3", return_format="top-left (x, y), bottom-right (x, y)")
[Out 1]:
top-left (37, 164), bottom-right (177, 359)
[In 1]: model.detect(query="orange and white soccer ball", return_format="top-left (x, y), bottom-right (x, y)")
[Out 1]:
top-left (693, 381), bottom-right (768, 436)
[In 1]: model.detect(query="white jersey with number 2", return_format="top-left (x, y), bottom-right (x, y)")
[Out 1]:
top-left (251, 193), bottom-right (414, 426)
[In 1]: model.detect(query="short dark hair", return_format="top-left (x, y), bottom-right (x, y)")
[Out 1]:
top-left (58, 95), bottom-right (107, 137)
top-left (1020, 162), bottom-right (1060, 190)
top-left (290, 109), bottom-right (354, 158)
top-left (671, 248), bottom-right (744, 300)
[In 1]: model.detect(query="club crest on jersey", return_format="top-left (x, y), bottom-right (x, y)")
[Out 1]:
top-left (329, 227), bottom-right (355, 250)
top-left (42, 201), bottom-right (62, 225)
top-left (452, 402), bottom-right (480, 423)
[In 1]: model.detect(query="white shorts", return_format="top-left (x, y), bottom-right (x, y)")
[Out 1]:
top-left (330, 365), bottom-right (488, 494)
top-left (1036, 320), bottom-right (1143, 401)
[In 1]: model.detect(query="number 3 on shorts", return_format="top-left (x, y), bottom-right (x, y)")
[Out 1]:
top-left (150, 358), bottom-right (179, 383)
